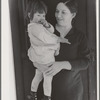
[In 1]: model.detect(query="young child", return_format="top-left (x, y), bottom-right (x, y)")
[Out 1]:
top-left (26, 0), bottom-right (70, 100)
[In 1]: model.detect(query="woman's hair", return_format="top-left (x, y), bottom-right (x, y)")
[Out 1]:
top-left (25, 0), bottom-right (47, 20)
top-left (61, 0), bottom-right (78, 14)
top-left (58, 0), bottom-right (78, 25)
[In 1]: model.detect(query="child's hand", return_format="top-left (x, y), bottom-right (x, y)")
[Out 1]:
top-left (39, 19), bottom-right (50, 28)
top-left (58, 37), bottom-right (71, 44)
top-left (55, 50), bottom-right (59, 56)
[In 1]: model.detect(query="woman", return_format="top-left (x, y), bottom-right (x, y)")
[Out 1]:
top-left (27, 0), bottom-right (90, 100)
top-left (43, 0), bottom-right (90, 100)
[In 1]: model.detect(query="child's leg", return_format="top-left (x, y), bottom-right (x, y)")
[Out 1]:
top-left (31, 69), bottom-right (43, 92)
top-left (43, 73), bottom-right (53, 97)
top-left (27, 69), bottom-right (43, 100)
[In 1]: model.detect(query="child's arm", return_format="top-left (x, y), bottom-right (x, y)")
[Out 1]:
top-left (28, 23), bottom-right (55, 46)
top-left (57, 37), bottom-right (71, 44)
top-left (29, 33), bottom-right (58, 47)
top-left (29, 34), bottom-right (45, 46)
top-left (39, 19), bottom-right (54, 33)
top-left (28, 23), bottom-right (70, 47)
top-left (45, 23), bottom-right (54, 34)
top-left (28, 23), bottom-right (58, 45)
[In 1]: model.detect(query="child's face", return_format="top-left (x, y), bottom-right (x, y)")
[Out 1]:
top-left (31, 12), bottom-right (46, 23)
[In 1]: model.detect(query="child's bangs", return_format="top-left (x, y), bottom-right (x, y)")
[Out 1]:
top-left (34, 2), bottom-right (47, 14)
top-left (35, 8), bottom-right (46, 14)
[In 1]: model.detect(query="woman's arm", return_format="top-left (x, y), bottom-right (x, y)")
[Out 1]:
top-left (44, 61), bottom-right (72, 76)
top-left (44, 33), bottom-right (91, 76)
top-left (69, 33), bottom-right (90, 71)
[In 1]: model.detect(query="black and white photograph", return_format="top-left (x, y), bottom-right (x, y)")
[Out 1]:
top-left (1, 0), bottom-right (99, 100)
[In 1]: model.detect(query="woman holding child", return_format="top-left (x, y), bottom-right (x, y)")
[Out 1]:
top-left (27, 0), bottom-right (90, 100)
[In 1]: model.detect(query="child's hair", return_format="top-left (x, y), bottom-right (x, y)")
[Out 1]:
top-left (25, 0), bottom-right (47, 20)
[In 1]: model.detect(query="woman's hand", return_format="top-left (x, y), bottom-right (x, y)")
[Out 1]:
top-left (44, 61), bottom-right (72, 76)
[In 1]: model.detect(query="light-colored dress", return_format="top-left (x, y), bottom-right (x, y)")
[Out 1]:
top-left (28, 22), bottom-right (60, 65)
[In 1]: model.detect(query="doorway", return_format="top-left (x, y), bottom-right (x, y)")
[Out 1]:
top-left (9, 0), bottom-right (96, 100)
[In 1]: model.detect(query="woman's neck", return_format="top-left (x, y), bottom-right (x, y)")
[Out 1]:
top-left (56, 24), bottom-right (72, 38)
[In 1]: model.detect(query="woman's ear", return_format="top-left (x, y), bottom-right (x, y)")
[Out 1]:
top-left (72, 13), bottom-right (76, 18)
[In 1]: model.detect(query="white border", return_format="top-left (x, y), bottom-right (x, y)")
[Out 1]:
top-left (1, 0), bottom-right (99, 100)
top-left (96, 0), bottom-right (99, 100)
top-left (1, 0), bottom-right (17, 100)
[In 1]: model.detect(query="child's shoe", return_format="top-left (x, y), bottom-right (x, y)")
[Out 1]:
top-left (41, 95), bottom-right (51, 100)
top-left (27, 91), bottom-right (37, 100)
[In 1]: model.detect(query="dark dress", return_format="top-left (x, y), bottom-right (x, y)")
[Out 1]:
top-left (51, 27), bottom-right (90, 100)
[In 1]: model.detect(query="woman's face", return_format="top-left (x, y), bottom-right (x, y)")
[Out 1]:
top-left (55, 3), bottom-right (76, 26)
